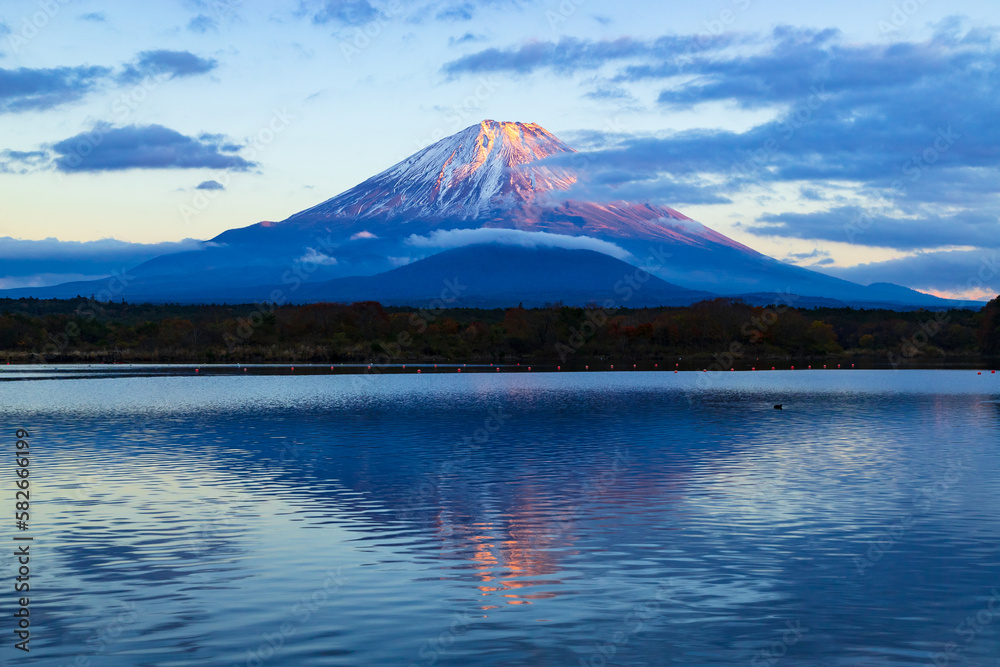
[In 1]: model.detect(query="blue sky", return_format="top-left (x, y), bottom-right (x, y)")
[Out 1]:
top-left (1, 0), bottom-right (998, 298)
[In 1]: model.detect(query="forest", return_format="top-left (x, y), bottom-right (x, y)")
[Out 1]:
top-left (1, 295), bottom-right (998, 367)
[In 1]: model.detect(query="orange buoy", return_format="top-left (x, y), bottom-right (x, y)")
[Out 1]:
top-left (674, 370), bottom-right (678, 374)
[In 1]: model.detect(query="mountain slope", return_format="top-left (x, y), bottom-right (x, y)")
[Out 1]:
top-left (299, 245), bottom-right (714, 307)
top-left (2, 119), bottom-right (978, 309)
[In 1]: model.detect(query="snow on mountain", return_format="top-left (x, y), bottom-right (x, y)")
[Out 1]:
top-left (278, 120), bottom-right (755, 255)
top-left (290, 120), bottom-right (578, 221)
top-left (1, 119), bottom-right (965, 308)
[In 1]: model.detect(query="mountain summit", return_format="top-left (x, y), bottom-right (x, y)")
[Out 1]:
top-left (275, 120), bottom-right (752, 255)
top-left (1, 120), bottom-right (964, 308)
top-left (289, 121), bottom-right (577, 222)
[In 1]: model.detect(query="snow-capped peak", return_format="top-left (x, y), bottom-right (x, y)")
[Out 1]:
top-left (293, 120), bottom-right (578, 221)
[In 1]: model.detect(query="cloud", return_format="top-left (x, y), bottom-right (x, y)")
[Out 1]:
top-left (118, 50), bottom-right (218, 83)
top-left (820, 249), bottom-right (999, 296)
top-left (442, 34), bottom-right (735, 77)
top-left (0, 237), bottom-right (206, 288)
top-left (195, 180), bottom-right (225, 190)
top-left (555, 168), bottom-right (731, 205)
top-left (448, 32), bottom-right (485, 46)
top-left (750, 206), bottom-right (1000, 250)
top-left (454, 22), bottom-right (1000, 259)
top-left (406, 228), bottom-right (632, 260)
top-left (78, 12), bottom-right (107, 22)
top-left (350, 230), bottom-right (378, 239)
top-left (51, 123), bottom-right (255, 173)
top-left (305, 0), bottom-right (380, 26)
top-left (0, 50), bottom-right (218, 114)
top-left (187, 14), bottom-right (218, 33)
top-left (0, 65), bottom-right (112, 113)
top-left (436, 3), bottom-right (473, 21)
top-left (0, 149), bottom-right (50, 174)
top-left (299, 248), bottom-right (338, 265)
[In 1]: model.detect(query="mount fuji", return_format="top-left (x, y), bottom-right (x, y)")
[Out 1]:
top-left (3, 120), bottom-right (970, 308)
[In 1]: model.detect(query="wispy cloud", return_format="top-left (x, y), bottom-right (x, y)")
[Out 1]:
top-left (118, 50), bottom-right (218, 84)
top-left (0, 149), bottom-right (50, 174)
top-left (187, 14), bottom-right (218, 33)
top-left (302, 0), bottom-right (381, 26)
top-left (0, 50), bottom-right (218, 114)
top-left (0, 65), bottom-right (111, 113)
top-left (406, 228), bottom-right (632, 260)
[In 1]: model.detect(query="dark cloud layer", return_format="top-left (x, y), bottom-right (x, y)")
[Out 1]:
top-left (459, 22), bottom-right (1000, 261)
top-left (51, 124), bottom-right (254, 173)
top-left (752, 207), bottom-right (1000, 250)
top-left (0, 237), bottom-right (205, 288)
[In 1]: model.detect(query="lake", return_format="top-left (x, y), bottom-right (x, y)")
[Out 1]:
top-left (1, 367), bottom-right (998, 666)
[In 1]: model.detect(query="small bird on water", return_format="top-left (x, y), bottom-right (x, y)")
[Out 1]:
top-left (774, 404), bottom-right (783, 410)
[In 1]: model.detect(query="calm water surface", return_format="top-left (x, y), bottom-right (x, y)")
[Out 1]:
top-left (0, 368), bottom-right (998, 666)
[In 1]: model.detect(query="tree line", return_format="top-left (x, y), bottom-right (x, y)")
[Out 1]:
top-left (1, 296), bottom-right (998, 366)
